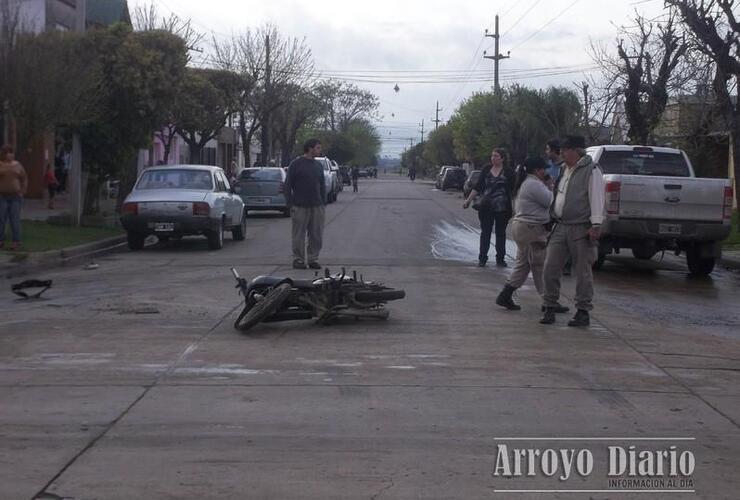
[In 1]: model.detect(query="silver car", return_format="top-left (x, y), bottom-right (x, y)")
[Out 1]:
top-left (120, 165), bottom-right (246, 251)
top-left (234, 167), bottom-right (289, 217)
top-left (315, 156), bottom-right (339, 203)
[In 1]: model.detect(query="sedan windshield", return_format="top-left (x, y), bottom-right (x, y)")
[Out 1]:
top-left (136, 169), bottom-right (213, 190)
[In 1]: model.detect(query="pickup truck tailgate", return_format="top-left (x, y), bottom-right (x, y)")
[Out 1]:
top-left (617, 176), bottom-right (726, 222)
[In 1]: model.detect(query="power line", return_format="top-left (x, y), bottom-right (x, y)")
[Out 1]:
top-left (510, 0), bottom-right (582, 51)
top-left (501, 0), bottom-right (544, 38)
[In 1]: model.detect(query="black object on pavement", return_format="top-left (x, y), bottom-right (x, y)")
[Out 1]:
top-left (12, 280), bottom-right (53, 299)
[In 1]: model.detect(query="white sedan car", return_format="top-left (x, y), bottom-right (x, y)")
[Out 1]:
top-left (120, 165), bottom-right (246, 250)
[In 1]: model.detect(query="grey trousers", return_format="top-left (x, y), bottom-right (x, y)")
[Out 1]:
top-left (291, 205), bottom-right (325, 263)
top-left (507, 220), bottom-right (547, 295)
top-left (542, 223), bottom-right (597, 311)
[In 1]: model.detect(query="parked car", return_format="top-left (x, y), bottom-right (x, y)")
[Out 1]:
top-left (441, 167), bottom-right (467, 191)
top-left (330, 160), bottom-right (343, 192)
top-left (589, 145), bottom-right (733, 275)
top-left (234, 167), bottom-right (289, 217)
top-left (435, 166), bottom-right (452, 189)
top-left (121, 165), bottom-right (246, 251)
top-left (315, 156), bottom-right (340, 203)
top-left (463, 170), bottom-right (481, 198)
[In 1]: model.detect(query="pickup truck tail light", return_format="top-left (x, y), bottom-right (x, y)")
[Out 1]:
top-left (193, 202), bottom-right (210, 216)
top-left (605, 181), bottom-right (621, 215)
top-left (121, 202), bottom-right (138, 216)
top-left (723, 186), bottom-right (734, 220)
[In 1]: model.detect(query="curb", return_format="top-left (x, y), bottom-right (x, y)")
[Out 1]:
top-left (1, 234), bottom-right (127, 279)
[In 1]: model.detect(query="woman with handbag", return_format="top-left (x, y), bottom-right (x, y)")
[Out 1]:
top-left (463, 148), bottom-right (515, 267)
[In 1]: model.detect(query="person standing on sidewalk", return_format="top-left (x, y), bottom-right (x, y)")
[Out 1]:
top-left (43, 164), bottom-right (58, 209)
top-left (545, 137), bottom-right (572, 275)
top-left (463, 148), bottom-right (514, 267)
top-left (540, 135), bottom-right (604, 327)
top-left (351, 166), bottom-right (359, 192)
top-left (0, 145), bottom-right (28, 251)
top-left (284, 139), bottom-right (326, 270)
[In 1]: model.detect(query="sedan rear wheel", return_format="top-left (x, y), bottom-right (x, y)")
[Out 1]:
top-left (208, 218), bottom-right (225, 250)
top-left (127, 231), bottom-right (145, 251)
top-left (232, 211), bottom-right (247, 241)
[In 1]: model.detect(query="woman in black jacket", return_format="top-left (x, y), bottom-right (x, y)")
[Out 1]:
top-left (463, 148), bottom-right (515, 267)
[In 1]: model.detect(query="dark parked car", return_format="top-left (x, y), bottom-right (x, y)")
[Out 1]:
top-left (234, 167), bottom-right (289, 216)
top-left (463, 170), bottom-right (481, 198)
top-left (440, 167), bottom-right (466, 191)
top-left (434, 166), bottom-right (454, 189)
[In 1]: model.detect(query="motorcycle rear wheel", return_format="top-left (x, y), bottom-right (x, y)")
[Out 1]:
top-left (235, 283), bottom-right (293, 331)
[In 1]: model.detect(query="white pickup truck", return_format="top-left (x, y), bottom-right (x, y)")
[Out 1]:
top-left (587, 145), bottom-right (734, 275)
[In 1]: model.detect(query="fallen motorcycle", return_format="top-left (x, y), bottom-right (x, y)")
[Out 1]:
top-left (231, 267), bottom-right (406, 331)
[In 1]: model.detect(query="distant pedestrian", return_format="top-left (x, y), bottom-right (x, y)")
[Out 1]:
top-left (54, 152), bottom-right (65, 194)
top-left (463, 148), bottom-right (515, 267)
top-left (284, 139), bottom-right (326, 270)
top-left (540, 135), bottom-right (604, 327)
top-left (495, 157), bottom-right (552, 310)
top-left (0, 145), bottom-right (28, 251)
top-left (351, 166), bottom-right (359, 192)
top-left (409, 166), bottom-right (417, 181)
top-left (43, 163), bottom-right (58, 209)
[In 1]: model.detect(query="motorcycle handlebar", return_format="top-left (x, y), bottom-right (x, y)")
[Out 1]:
top-left (230, 267), bottom-right (240, 280)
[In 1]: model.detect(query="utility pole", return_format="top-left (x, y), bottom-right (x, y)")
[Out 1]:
top-left (419, 119), bottom-right (425, 143)
top-left (483, 14), bottom-right (510, 98)
top-left (432, 101), bottom-right (442, 130)
top-left (260, 34), bottom-right (271, 165)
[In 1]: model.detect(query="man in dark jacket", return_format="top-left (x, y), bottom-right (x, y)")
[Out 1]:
top-left (284, 139), bottom-right (326, 269)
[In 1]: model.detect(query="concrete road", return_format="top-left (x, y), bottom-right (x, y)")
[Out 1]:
top-left (1, 177), bottom-right (739, 499)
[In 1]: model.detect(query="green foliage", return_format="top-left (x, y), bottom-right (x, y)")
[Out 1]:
top-left (450, 85), bottom-right (582, 166)
top-left (423, 124), bottom-right (457, 171)
top-left (296, 118), bottom-right (381, 166)
top-left (175, 67), bottom-right (243, 163)
top-left (77, 24), bottom-right (188, 213)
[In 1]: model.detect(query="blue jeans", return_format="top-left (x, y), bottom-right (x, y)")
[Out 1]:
top-left (0, 195), bottom-right (22, 243)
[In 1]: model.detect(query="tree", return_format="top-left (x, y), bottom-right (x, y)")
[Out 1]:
top-left (78, 25), bottom-right (188, 213)
top-left (271, 83), bottom-right (323, 165)
top-left (175, 68), bottom-right (242, 164)
top-left (314, 81), bottom-right (380, 132)
top-left (212, 24), bottom-right (314, 165)
top-left (592, 11), bottom-right (690, 145)
top-left (664, 0), bottom-right (740, 212)
top-left (423, 123), bottom-right (458, 174)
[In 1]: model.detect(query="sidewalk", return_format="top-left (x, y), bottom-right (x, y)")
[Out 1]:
top-left (2, 195), bottom-right (125, 278)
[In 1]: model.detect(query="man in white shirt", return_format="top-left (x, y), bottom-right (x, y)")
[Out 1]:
top-left (541, 135), bottom-right (605, 327)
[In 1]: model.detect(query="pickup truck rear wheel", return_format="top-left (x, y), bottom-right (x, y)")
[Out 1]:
top-left (232, 211), bottom-right (246, 241)
top-left (686, 249), bottom-right (715, 276)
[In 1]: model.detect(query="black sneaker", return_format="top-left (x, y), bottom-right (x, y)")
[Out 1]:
top-left (568, 309), bottom-right (590, 327)
top-left (478, 259), bottom-right (487, 267)
top-left (496, 260), bottom-right (508, 268)
top-left (292, 260), bottom-right (307, 269)
top-left (308, 262), bottom-right (322, 270)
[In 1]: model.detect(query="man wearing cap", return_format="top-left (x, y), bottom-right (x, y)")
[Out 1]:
top-left (540, 135), bottom-right (604, 327)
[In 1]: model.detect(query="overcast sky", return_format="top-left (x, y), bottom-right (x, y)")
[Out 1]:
top-left (131, 0), bottom-right (667, 157)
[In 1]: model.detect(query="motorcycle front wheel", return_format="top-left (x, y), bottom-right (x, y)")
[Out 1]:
top-left (235, 283), bottom-right (293, 332)
top-left (354, 289), bottom-right (406, 303)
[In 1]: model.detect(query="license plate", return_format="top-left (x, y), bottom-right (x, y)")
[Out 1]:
top-left (249, 197), bottom-right (270, 204)
top-left (658, 223), bottom-right (681, 235)
top-left (153, 222), bottom-right (174, 232)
